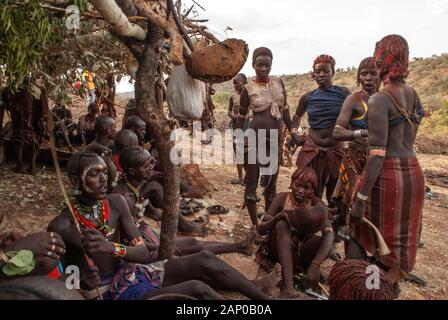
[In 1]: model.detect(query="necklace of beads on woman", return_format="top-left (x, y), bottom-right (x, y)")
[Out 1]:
top-left (71, 198), bottom-right (115, 237)
top-left (125, 181), bottom-right (149, 220)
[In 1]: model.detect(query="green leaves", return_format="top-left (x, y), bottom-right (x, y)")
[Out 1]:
top-left (0, 0), bottom-right (63, 91)
top-left (2, 250), bottom-right (36, 277)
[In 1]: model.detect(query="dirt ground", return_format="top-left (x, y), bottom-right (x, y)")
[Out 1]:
top-left (0, 149), bottom-right (446, 300)
top-left (1, 98), bottom-right (447, 300)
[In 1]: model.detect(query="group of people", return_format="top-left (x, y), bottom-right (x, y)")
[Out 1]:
top-left (0, 34), bottom-right (424, 301)
top-left (228, 34), bottom-right (425, 299)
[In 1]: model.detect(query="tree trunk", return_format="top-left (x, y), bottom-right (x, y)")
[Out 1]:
top-left (134, 24), bottom-right (180, 260)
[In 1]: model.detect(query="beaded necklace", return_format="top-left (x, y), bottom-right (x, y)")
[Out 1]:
top-left (125, 181), bottom-right (149, 220)
top-left (71, 198), bottom-right (115, 237)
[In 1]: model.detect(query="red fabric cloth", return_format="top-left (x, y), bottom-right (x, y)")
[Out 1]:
top-left (349, 157), bottom-right (425, 273)
top-left (113, 154), bottom-right (123, 173)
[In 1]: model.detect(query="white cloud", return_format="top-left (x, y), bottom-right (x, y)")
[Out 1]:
top-left (426, 0), bottom-right (448, 15)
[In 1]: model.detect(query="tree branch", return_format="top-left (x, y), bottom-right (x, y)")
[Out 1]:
top-left (88, 0), bottom-right (147, 41)
top-left (134, 0), bottom-right (184, 65)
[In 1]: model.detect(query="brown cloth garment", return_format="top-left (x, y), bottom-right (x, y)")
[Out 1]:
top-left (296, 135), bottom-right (345, 199)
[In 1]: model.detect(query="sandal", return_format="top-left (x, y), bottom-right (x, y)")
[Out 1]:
top-left (206, 205), bottom-right (230, 215)
top-left (179, 207), bottom-right (195, 217)
top-left (180, 199), bottom-right (205, 213)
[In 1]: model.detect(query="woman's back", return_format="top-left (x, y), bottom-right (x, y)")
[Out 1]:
top-left (371, 84), bottom-right (424, 158)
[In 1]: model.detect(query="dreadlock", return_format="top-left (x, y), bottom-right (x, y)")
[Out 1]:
top-left (357, 57), bottom-right (376, 86)
top-left (291, 166), bottom-right (318, 192)
top-left (328, 260), bottom-right (394, 300)
top-left (374, 34), bottom-right (409, 83)
top-left (313, 54), bottom-right (336, 74)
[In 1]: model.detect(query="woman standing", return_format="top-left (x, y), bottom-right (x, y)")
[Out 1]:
top-left (350, 35), bottom-right (426, 296)
top-left (331, 57), bottom-right (380, 247)
top-left (291, 55), bottom-right (351, 204)
top-left (236, 47), bottom-right (292, 227)
top-left (229, 73), bottom-right (250, 185)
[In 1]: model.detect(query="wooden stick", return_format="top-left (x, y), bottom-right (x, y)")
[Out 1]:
top-left (47, 113), bottom-right (103, 300)
top-left (318, 282), bottom-right (330, 296)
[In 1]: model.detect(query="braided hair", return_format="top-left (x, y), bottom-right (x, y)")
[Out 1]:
top-left (328, 260), bottom-right (394, 300)
top-left (313, 54), bottom-right (336, 74)
top-left (374, 34), bottom-right (409, 83)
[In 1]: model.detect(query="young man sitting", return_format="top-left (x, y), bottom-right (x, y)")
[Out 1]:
top-left (48, 152), bottom-right (280, 300)
top-left (112, 146), bottom-right (256, 258)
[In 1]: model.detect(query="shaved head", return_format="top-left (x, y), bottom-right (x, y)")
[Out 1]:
top-left (94, 116), bottom-right (116, 136)
top-left (114, 130), bottom-right (139, 152)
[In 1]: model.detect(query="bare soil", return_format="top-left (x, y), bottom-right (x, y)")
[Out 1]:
top-left (0, 152), bottom-right (446, 300)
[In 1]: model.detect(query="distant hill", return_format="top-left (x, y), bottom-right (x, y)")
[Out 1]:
top-left (213, 54), bottom-right (448, 154)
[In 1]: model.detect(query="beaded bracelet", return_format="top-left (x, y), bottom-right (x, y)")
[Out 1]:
top-left (113, 243), bottom-right (127, 258)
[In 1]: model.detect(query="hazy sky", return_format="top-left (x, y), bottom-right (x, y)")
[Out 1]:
top-left (118, 0), bottom-right (448, 91)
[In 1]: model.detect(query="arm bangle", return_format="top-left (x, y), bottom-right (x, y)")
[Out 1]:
top-left (354, 130), bottom-right (363, 139)
top-left (357, 193), bottom-right (369, 202)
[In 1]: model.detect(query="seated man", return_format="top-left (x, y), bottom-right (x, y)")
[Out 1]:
top-left (123, 116), bottom-right (147, 148)
top-left (110, 129), bottom-right (139, 185)
top-left (52, 103), bottom-right (76, 151)
top-left (84, 116), bottom-right (117, 191)
top-left (112, 146), bottom-right (256, 258)
top-left (48, 152), bottom-right (280, 300)
top-left (123, 117), bottom-right (210, 237)
top-left (78, 103), bottom-right (99, 146)
top-left (0, 231), bottom-right (66, 281)
top-left (257, 167), bottom-right (335, 298)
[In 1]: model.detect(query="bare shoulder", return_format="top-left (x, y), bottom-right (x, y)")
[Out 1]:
top-left (47, 209), bottom-right (73, 238)
top-left (111, 183), bottom-right (127, 196)
top-left (369, 92), bottom-right (391, 112)
top-left (311, 197), bottom-right (326, 210)
top-left (344, 92), bottom-right (360, 106)
top-left (107, 194), bottom-right (129, 213)
top-left (274, 192), bottom-right (289, 208)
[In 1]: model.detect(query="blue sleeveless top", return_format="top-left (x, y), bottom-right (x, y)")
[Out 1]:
top-left (306, 85), bottom-right (347, 129)
top-left (350, 98), bottom-right (369, 129)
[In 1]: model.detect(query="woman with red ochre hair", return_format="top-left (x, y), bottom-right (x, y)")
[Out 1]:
top-left (291, 55), bottom-right (351, 204)
top-left (331, 57), bottom-right (380, 254)
top-left (256, 166), bottom-right (334, 298)
top-left (350, 35), bottom-right (426, 298)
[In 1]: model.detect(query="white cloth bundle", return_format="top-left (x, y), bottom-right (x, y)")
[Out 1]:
top-left (167, 65), bottom-right (206, 121)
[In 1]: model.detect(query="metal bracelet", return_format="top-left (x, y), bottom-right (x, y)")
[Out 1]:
top-left (357, 192), bottom-right (369, 202)
top-left (354, 130), bottom-right (363, 139)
